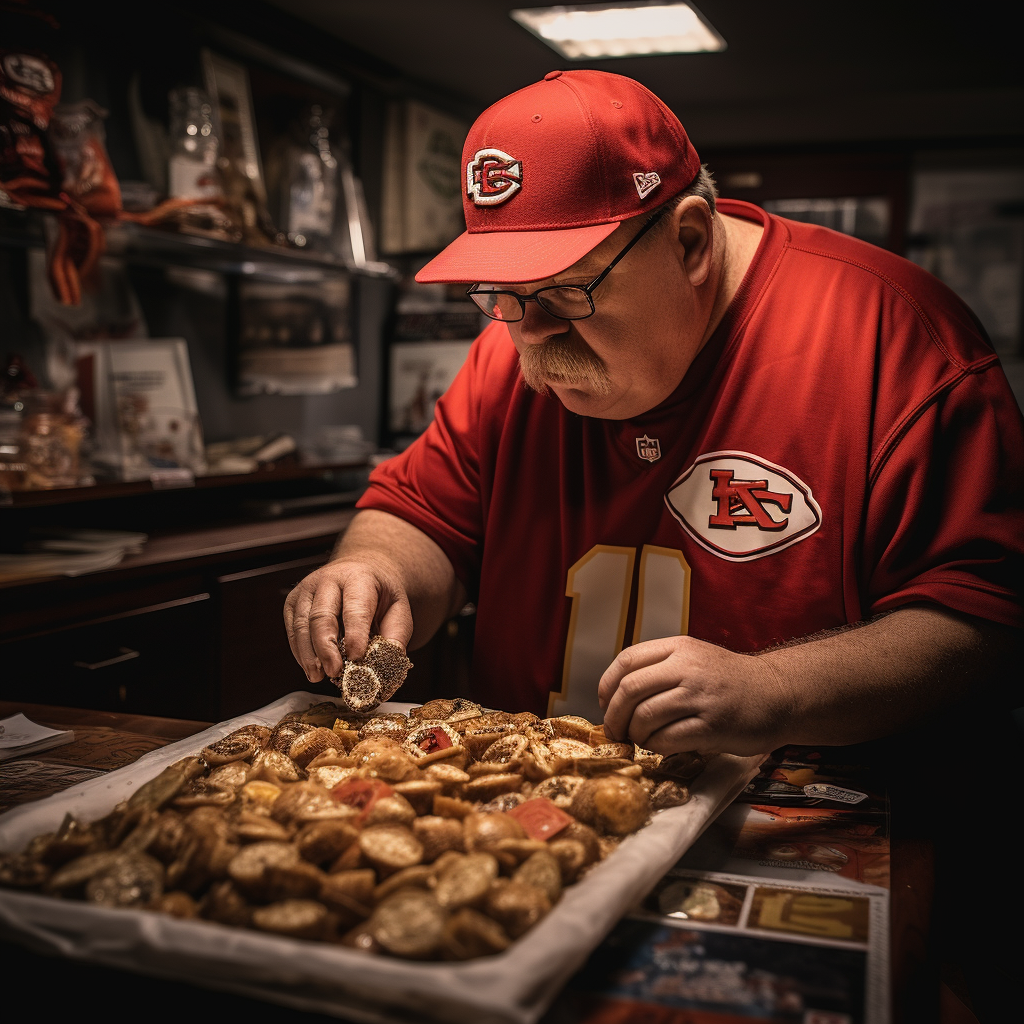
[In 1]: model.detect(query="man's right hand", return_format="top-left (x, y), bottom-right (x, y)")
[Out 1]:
top-left (283, 553), bottom-right (414, 683)
top-left (282, 509), bottom-right (466, 684)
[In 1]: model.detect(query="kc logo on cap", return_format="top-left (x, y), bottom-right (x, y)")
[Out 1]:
top-left (467, 148), bottom-right (523, 206)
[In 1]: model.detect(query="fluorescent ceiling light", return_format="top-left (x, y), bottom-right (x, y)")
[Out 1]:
top-left (510, 2), bottom-right (726, 60)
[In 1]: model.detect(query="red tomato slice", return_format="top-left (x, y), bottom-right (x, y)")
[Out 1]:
top-left (506, 797), bottom-right (574, 841)
top-left (332, 777), bottom-right (393, 820)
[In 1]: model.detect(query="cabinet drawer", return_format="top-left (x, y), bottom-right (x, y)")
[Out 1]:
top-left (218, 554), bottom-right (331, 717)
top-left (0, 593), bottom-right (218, 720)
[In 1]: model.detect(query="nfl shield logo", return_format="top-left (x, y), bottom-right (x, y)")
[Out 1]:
top-left (636, 435), bottom-right (661, 462)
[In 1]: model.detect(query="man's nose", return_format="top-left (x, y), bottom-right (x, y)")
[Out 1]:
top-left (515, 302), bottom-right (572, 345)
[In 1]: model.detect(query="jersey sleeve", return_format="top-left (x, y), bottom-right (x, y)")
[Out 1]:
top-left (863, 358), bottom-right (1024, 627)
top-left (355, 322), bottom-right (516, 595)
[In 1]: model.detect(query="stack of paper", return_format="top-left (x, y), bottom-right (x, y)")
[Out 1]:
top-left (0, 528), bottom-right (147, 583)
top-left (0, 714), bottom-right (75, 762)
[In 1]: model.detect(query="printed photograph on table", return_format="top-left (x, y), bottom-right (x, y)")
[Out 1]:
top-left (641, 875), bottom-right (747, 926)
top-left (562, 917), bottom-right (871, 1023)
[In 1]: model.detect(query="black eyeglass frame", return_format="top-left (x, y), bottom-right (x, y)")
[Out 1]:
top-left (467, 207), bottom-right (668, 323)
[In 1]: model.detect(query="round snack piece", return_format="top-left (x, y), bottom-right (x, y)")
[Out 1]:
top-left (296, 820), bottom-right (359, 865)
top-left (650, 779), bottom-right (691, 810)
top-left (358, 825), bottom-right (424, 875)
top-left (513, 850), bottom-right (563, 904)
top-left (412, 815), bottom-right (465, 862)
top-left (434, 852), bottom-right (499, 910)
top-left (252, 898), bottom-right (332, 940)
top-left (484, 878), bottom-right (552, 939)
top-left (364, 636), bottom-right (413, 701)
top-left (358, 714), bottom-right (410, 743)
top-left (392, 779), bottom-right (443, 816)
top-left (547, 715), bottom-right (594, 742)
top-left (530, 775), bottom-right (585, 810)
top-left (347, 738), bottom-right (416, 782)
top-left (85, 853), bottom-right (165, 907)
top-left (288, 727), bottom-right (346, 768)
top-left (404, 721), bottom-right (464, 765)
top-left (227, 840), bottom-right (299, 896)
top-left (335, 635), bottom-right (413, 711)
top-left (367, 888), bottom-right (446, 958)
top-left (478, 734), bottom-right (529, 767)
top-left (373, 863), bottom-right (435, 902)
top-left (463, 773), bottom-right (524, 803)
top-left (319, 869), bottom-right (376, 927)
top-left (441, 907), bottom-right (511, 960)
top-left (340, 663), bottom-right (381, 712)
top-left (362, 793), bottom-right (417, 827)
top-left (201, 724), bottom-right (271, 766)
top-left (463, 812), bottom-right (527, 853)
top-left (569, 776), bottom-right (651, 836)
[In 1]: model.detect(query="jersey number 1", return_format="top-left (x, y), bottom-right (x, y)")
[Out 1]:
top-left (547, 544), bottom-right (691, 721)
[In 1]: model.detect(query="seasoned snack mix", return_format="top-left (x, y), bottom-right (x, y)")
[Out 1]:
top-left (0, 695), bottom-right (710, 961)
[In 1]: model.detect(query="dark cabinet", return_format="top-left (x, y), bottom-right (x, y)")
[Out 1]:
top-left (217, 554), bottom-right (331, 717)
top-left (0, 511), bottom-right (476, 722)
top-left (0, 592), bottom-right (218, 720)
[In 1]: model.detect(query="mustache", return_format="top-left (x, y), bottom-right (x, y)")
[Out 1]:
top-left (518, 333), bottom-right (613, 396)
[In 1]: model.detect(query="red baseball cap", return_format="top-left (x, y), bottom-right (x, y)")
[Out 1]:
top-left (415, 69), bottom-right (701, 284)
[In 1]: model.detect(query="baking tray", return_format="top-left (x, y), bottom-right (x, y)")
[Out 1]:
top-left (0, 692), bottom-right (764, 1024)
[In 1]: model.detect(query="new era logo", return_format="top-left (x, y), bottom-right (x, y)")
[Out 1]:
top-left (633, 172), bottom-right (661, 199)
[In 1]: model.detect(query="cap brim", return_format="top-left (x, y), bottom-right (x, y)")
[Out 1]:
top-left (415, 221), bottom-right (621, 284)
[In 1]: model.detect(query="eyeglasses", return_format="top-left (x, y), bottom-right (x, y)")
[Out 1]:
top-left (467, 208), bottom-right (667, 323)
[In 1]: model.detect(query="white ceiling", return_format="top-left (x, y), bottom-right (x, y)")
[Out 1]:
top-left (262, 0), bottom-right (1023, 149)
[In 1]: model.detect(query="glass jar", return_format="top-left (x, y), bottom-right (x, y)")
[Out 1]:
top-left (20, 408), bottom-right (83, 490)
top-left (167, 87), bottom-right (222, 201)
top-left (279, 104), bottom-right (338, 251)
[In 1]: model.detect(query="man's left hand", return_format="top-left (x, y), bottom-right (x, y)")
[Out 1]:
top-left (597, 635), bottom-right (791, 756)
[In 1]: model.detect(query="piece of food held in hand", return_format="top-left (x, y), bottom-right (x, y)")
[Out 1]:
top-left (331, 635), bottom-right (413, 712)
top-left (0, 698), bottom-right (711, 961)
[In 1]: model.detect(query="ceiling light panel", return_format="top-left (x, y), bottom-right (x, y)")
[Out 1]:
top-left (510, 2), bottom-right (727, 60)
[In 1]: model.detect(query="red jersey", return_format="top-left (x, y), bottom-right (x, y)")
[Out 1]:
top-left (359, 200), bottom-right (1024, 720)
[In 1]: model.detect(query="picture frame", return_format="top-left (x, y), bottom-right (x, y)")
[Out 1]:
top-left (388, 338), bottom-right (472, 438)
top-left (74, 338), bottom-right (206, 482)
top-left (236, 273), bottom-right (356, 397)
top-left (381, 98), bottom-right (468, 254)
top-left (201, 48), bottom-right (269, 207)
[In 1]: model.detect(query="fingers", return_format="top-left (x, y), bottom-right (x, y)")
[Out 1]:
top-left (616, 686), bottom-right (699, 748)
top-left (337, 571), bottom-right (388, 663)
top-left (599, 638), bottom-right (684, 741)
top-left (308, 577), bottom-right (346, 679)
top-left (378, 596), bottom-right (415, 654)
top-left (284, 581), bottom-right (324, 682)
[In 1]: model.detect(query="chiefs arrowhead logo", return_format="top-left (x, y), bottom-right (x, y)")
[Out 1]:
top-left (665, 451), bottom-right (822, 561)
top-left (467, 148), bottom-right (523, 205)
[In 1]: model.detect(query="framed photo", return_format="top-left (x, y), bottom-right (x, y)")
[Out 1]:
top-left (201, 48), bottom-right (268, 206)
top-left (382, 99), bottom-right (468, 254)
top-left (388, 339), bottom-right (472, 436)
top-left (75, 338), bottom-right (206, 482)
top-left (236, 274), bottom-right (356, 396)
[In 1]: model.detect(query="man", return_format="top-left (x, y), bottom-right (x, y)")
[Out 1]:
top-left (285, 69), bottom-right (1023, 756)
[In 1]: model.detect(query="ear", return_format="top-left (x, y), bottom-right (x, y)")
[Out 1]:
top-left (669, 196), bottom-right (714, 287)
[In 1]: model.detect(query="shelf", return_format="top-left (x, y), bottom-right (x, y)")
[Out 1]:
top-left (0, 458), bottom-right (370, 509)
top-left (0, 211), bottom-right (398, 281)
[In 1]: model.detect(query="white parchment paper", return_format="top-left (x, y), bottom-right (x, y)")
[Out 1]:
top-left (0, 692), bottom-right (764, 1024)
